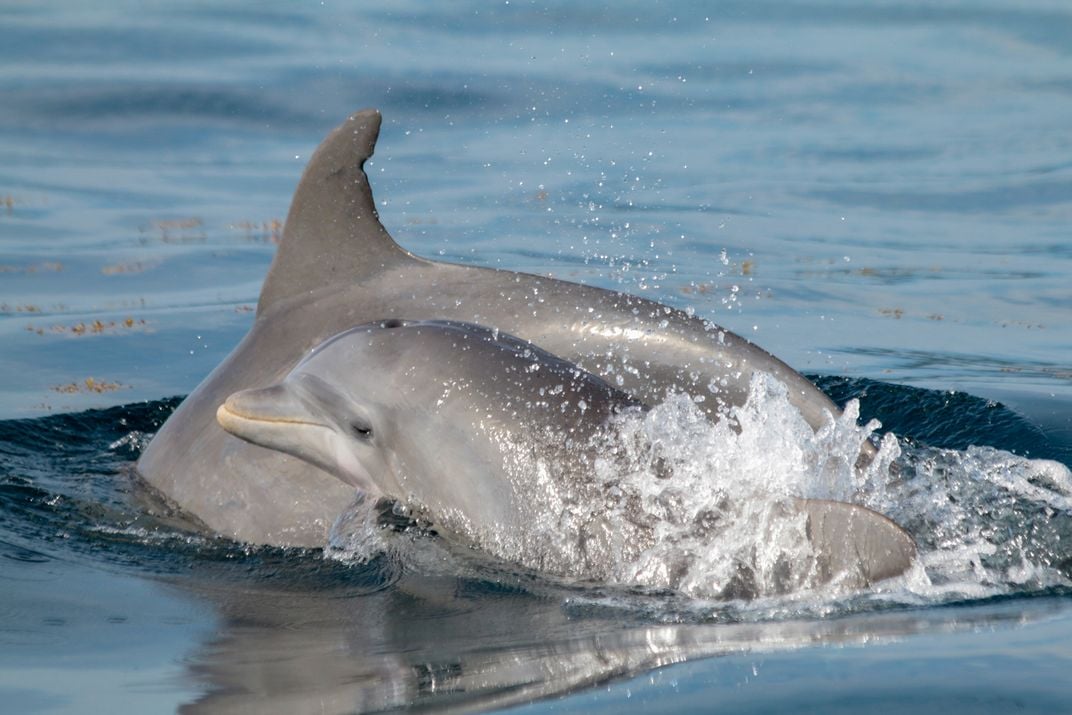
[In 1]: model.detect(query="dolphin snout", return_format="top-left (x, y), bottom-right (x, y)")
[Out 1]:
top-left (217, 384), bottom-right (324, 437)
top-left (216, 382), bottom-right (370, 492)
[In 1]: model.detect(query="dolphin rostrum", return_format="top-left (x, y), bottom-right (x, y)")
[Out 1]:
top-left (138, 108), bottom-right (869, 547)
top-left (217, 319), bottom-right (915, 596)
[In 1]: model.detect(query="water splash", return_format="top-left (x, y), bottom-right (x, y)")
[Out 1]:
top-left (885, 444), bottom-right (1072, 600)
top-left (4, 388), bottom-right (1069, 611)
top-left (323, 372), bottom-right (1072, 607)
top-left (576, 374), bottom-right (905, 599)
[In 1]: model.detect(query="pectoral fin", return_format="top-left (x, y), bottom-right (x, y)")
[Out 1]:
top-left (794, 497), bottom-right (917, 589)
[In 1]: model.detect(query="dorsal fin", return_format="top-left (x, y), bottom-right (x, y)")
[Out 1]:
top-left (257, 109), bottom-right (414, 315)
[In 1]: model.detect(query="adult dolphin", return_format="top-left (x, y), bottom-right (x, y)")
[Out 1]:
top-left (216, 319), bottom-right (915, 597)
top-left (138, 109), bottom-right (864, 547)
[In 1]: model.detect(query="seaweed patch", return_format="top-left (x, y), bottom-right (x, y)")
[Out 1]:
top-left (51, 377), bottom-right (129, 394)
top-left (25, 317), bottom-right (150, 337)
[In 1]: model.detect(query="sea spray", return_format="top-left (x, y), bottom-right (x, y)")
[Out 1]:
top-left (327, 373), bottom-right (909, 599)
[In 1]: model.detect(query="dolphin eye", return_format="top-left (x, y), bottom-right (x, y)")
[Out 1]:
top-left (350, 421), bottom-right (374, 440)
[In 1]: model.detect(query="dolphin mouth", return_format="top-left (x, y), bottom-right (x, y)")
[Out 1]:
top-left (216, 402), bottom-right (327, 431)
top-left (216, 402), bottom-right (325, 428)
top-left (216, 386), bottom-right (331, 439)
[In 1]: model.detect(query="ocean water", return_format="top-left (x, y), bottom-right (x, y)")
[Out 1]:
top-left (2, 1), bottom-right (1071, 713)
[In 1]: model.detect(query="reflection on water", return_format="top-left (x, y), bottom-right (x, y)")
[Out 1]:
top-left (175, 565), bottom-right (1070, 715)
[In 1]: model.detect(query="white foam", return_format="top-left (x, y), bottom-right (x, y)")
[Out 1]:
top-left (325, 372), bottom-right (1072, 606)
top-left (109, 430), bottom-right (153, 452)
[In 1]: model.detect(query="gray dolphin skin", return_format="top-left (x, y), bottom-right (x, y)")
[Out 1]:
top-left (217, 320), bottom-right (634, 565)
top-left (137, 108), bottom-right (865, 548)
top-left (216, 319), bottom-right (915, 595)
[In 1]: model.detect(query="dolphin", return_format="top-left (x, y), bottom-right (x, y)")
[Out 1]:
top-left (216, 319), bottom-right (915, 596)
top-left (137, 108), bottom-right (867, 547)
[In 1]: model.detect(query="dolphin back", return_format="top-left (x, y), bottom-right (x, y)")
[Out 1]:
top-left (138, 108), bottom-right (886, 553)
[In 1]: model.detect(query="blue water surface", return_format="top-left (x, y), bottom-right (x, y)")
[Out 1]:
top-left (2, 2), bottom-right (1071, 713)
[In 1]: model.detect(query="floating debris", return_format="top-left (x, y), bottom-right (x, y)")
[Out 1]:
top-left (0, 262), bottom-right (63, 274)
top-left (51, 377), bottom-right (128, 394)
top-left (1000, 320), bottom-right (1047, 330)
top-left (102, 260), bottom-right (156, 275)
top-left (140, 217), bottom-right (205, 244)
top-left (680, 282), bottom-right (715, 295)
top-left (2, 303), bottom-right (43, 314)
top-left (25, 317), bottom-right (150, 337)
top-left (230, 218), bottom-right (284, 244)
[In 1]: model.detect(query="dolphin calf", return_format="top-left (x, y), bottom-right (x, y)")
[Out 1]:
top-left (138, 108), bottom-right (866, 547)
top-left (217, 319), bottom-right (915, 596)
